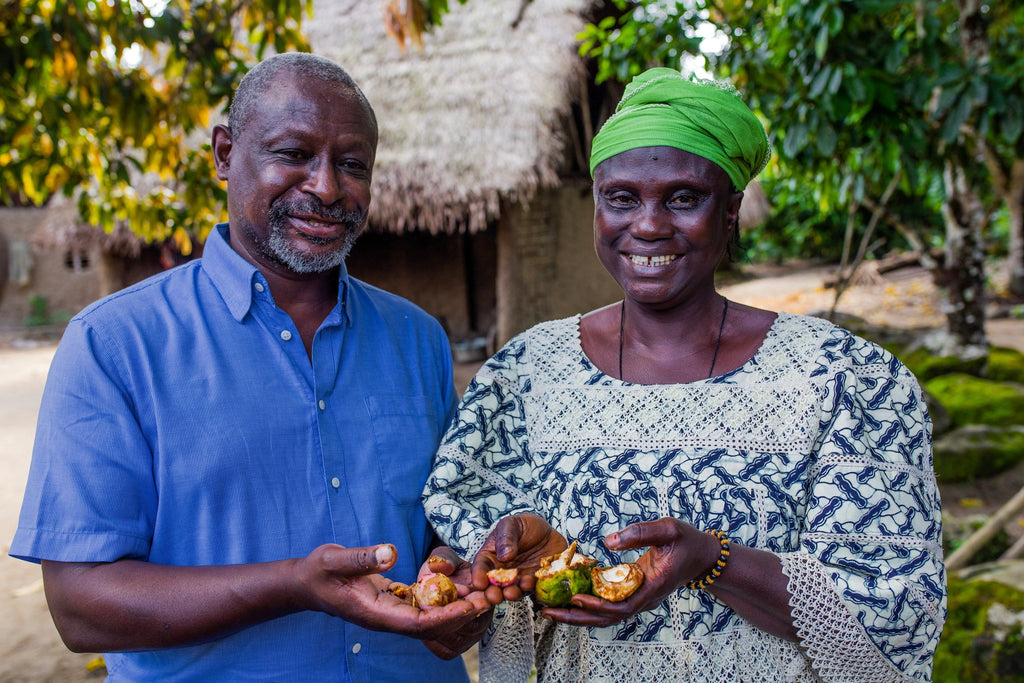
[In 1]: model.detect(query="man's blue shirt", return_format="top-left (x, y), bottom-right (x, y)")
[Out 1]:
top-left (10, 223), bottom-right (465, 682)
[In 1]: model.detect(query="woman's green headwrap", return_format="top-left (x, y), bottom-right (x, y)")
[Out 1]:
top-left (589, 67), bottom-right (770, 190)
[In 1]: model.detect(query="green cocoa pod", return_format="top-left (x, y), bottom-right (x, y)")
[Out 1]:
top-left (535, 566), bottom-right (593, 607)
top-left (533, 541), bottom-right (598, 607)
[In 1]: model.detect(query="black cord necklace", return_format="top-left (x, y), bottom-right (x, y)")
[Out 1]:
top-left (618, 297), bottom-right (729, 381)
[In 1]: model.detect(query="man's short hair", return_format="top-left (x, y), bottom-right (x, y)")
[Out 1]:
top-left (228, 52), bottom-right (378, 139)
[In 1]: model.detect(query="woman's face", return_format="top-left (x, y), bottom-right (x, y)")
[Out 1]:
top-left (593, 146), bottom-right (742, 310)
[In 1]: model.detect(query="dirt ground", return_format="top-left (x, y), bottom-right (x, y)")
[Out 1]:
top-left (2, 261), bottom-right (1022, 682)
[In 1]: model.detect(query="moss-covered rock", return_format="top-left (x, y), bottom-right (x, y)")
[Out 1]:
top-left (933, 426), bottom-right (1024, 482)
top-left (924, 388), bottom-right (953, 437)
top-left (895, 347), bottom-right (988, 381)
top-left (988, 347), bottom-right (1024, 384)
top-left (935, 575), bottom-right (1024, 683)
top-left (882, 343), bottom-right (1023, 384)
top-left (924, 374), bottom-right (1024, 429)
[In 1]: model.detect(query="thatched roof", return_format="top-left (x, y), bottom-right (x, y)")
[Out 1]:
top-left (307, 0), bottom-right (596, 235)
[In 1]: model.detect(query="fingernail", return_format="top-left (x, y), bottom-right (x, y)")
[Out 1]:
top-left (375, 545), bottom-right (394, 566)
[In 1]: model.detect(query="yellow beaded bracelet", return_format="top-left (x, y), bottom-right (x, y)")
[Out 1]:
top-left (685, 529), bottom-right (731, 590)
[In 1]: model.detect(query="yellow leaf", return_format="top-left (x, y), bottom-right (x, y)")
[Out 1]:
top-left (44, 165), bottom-right (68, 192)
top-left (21, 166), bottom-right (39, 204)
top-left (173, 227), bottom-right (193, 256)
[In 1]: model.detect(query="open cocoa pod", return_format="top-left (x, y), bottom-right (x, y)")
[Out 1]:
top-left (591, 562), bottom-right (644, 602)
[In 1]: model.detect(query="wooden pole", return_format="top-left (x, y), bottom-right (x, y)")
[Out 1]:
top-left (999, 532), bottom-right (1024, 561)
top-left (947, 483), bottom-right (1024, 571)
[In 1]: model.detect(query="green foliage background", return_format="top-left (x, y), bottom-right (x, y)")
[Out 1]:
top-left (1, 0), bottom-right (312, 254)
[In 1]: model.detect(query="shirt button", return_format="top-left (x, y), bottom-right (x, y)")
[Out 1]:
top-left (351, 642), bottom-right (361, 654)
top-left (280, 330), bottom-right (292, 341)
top-left (318, 399), bottom-right (326, 410)
top-left (254, 282), bottom-right (265, 293)
top-left (331, 477), bottom-right (341, 489)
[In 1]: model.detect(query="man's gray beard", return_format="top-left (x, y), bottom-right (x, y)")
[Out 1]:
top-left (265, 226), bottom-right (358, 274)
top-left (261, 200), bottom-right (365, 273)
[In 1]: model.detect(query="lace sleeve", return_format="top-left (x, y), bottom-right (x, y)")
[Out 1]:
top-left (791, 340), bottom-right (945, 682)
top-left (423, 341), bottom-right (540, 560)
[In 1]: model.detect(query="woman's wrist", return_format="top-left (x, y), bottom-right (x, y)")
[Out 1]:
top-left (685, 529), bottom-right (731, 591)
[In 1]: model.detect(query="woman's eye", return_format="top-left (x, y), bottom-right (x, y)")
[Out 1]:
top-left (606, 193), bottom-right (635, 207)
top-left (669, 193), bottom-right (699, 208)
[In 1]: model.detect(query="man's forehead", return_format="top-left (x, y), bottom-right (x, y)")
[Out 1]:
top-left (248, 73), bottom-right (374, 138)
top-left (265, 71), bottom-right (361, 111)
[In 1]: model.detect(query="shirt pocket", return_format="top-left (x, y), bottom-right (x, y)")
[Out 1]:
top-left (366, 394), bottom-right (441, 507)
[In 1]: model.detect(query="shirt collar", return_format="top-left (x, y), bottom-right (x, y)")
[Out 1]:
top-left (202, 223), bottom-right (352, 325)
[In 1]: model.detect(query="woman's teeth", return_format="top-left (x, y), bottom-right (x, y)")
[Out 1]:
top-left (628, 254), bottom-right (678, 267)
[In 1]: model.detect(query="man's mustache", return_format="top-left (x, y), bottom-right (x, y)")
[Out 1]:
top-left (268, 198), bottom-right (365, 232)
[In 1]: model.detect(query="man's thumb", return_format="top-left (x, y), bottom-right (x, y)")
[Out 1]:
top-left (322, 543), bottom-right (397, 574)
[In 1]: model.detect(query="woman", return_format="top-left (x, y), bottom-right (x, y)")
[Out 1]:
top-left (424, 68), bottom-right (944, 682)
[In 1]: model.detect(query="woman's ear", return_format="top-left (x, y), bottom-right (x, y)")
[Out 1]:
top-left (211, 124), bottom-right (233, 181)
top-left (724, 190), bottom-right (745, 263)
top-left (728, 189), bottom-right (744, 230)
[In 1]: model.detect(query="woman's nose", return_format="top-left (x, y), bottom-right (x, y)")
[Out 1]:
top-left (630, 204), bottom-right (674, 240)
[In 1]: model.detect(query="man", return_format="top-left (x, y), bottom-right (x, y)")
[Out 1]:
top-left (10, 53), bottom-right (490, 681)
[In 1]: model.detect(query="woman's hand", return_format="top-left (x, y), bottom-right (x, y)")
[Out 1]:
top-left (470, 513), bottom-right (568, 604)
top-left (540, 517), bottom-right (720, 627)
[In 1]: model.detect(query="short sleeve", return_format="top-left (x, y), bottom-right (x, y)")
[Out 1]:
top-left (782, 335), bottom-right (945, 682)
top-left (10, 318), bottom-right (156, 563)
top-left (423, 339), bottom-right (540, 560)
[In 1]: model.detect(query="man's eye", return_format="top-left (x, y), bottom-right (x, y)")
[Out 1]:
top-left (277, 149), bottom-right (306, 160)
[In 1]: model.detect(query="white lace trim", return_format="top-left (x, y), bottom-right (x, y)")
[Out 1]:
top-left (809, 452), bottom-right (932, 482)
top-left (524, 314), bottom-right (831, 453)
top-left (452, 443), bottom-right (532, 504)
top-left (903, 578), bottom-right (941, 623)
top-left (781, 552), bottom-right (914, 682)
top-left (802, 532), bottom-right (943, 562)
top-left (851, 362), bottom-right (896, 378)
top-left (479, 598), bottom-right (820, 683)
top-left (808, 452), bottom-right (939, 501)
top-left (479, 599), bottom-right (537, 683)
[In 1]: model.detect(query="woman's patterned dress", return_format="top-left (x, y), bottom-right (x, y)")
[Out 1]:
top-left (424, 313), bottom-right (945, 682)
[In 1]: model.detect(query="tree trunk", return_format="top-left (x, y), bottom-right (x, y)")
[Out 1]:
top-left (939, 159), bottom-right (989, 356)
top-left (928, 0), bottom-right (990, 357)
top-left (1007, 162), bottom-right (1024, 298)
top-left (0, 232), bottom-right (8, 307)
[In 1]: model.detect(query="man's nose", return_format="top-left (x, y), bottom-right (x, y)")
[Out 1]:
top-left (300, 158), bottom-right (343, 205)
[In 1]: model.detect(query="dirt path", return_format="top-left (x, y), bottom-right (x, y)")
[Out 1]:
top-left (0, 343), bottom-right (103, 682)
top-left (1, 262), bottom-right (1020, 681)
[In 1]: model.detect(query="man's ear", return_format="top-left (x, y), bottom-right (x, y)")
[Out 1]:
top-left (211, 124), bottom-right (233, 181)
